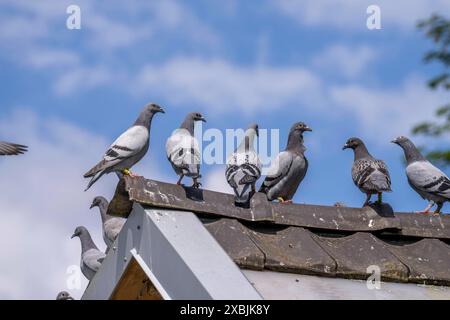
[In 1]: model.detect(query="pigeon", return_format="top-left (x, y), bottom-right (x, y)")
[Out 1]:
top-left (0, 141), bottom-right (27, 155)
top-left (226, 123), bottom-right (262, 204)
top-left (343, 137), bottom-right (392, 207)
top-left (392, 136), bottom-right (450, 215)
top-left (83, 103), bottom-right (164, 191)
top-left (71, 226), bottom-right (106, 281)
top-left (56, 291), bottom-right (74, 300)
top-left (166, 112), bottom-right (206, 188)
top-left (259, 122), bottom-right (312, 204)
top-left (90, 196), bottom-right (126, 248)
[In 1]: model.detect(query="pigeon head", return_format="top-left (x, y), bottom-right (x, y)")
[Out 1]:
top-left (56, 291), bottom-right (72, 300)
top-left (71, 226), bottom-right (88, 239)
top-left (145, 103), bottom-right (165, 114)
top-left (248, 123), bottom-right (259, 137)
top-left (343, 137), bottom-right (364, 150)
top-left (391, 135), bottom-right (410, 147)
top-left (90, 196), bottom-right (108, 209)
top-left (190, 112), bottom-right (206, 123)
top-left (291, 122), bottom-right (312, 133)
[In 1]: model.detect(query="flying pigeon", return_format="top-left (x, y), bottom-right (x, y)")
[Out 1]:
top-left (0, 141), bottom-right (27, 155)
top-left (259, 122), bottom-right (312, 204)
top-left (90, 196), bottom-right (126, 248)
top-left (166, 112), bottom-right (206, 188)
top-left (343, 137), bottom-right (391, 207)
top-left (83, 103), bottom-right (164, 191)
top-left (392, 136), bottom-right (450, 215)
top-left (56, 291), bottom-right (74, 300)
top-left (226, 124), bottom-right (262, 204)
top-left (71, 226), bottom-right (106, 281)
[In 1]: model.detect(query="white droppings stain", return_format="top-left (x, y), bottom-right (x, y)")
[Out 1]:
top-left (332, 219), bottom-right (339, 229)
top-left (160, 193), bottom-right (170, 203)
top-left (324, 266), bottom-right (331, 273)
top-left (319, 218), bottom-right (325, 222)
top-left (370, 246), bottom-right (374, 250)
top-left (368, 220), bottom-right (374, 228)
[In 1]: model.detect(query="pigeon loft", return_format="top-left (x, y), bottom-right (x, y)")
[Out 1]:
top-left (83, 176), bottom-right (450, 300)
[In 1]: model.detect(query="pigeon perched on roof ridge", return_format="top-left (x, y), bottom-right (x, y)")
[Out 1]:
top-left (166, 112), bottom-right (206, 188)
top-left (392, 135), bottom-right (450, 215)
top-left (56, 291), bottom-right (74, 300)
top-left (90, 196), bottom-right (126, 248)
top-left (0, 141), bottom-right (28, 155)
top-left (343, 137), bottom-right (391, 207)
top-left (83, 102), bottom-right (164, 191)
top-left (259, 122), bottom-right (312, 204)
top-left (226, 123), bottom-right (262, 204)
top-left (71, 226), bottom-right (106, 281)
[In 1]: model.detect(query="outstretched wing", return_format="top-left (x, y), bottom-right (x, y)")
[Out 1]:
top-left (0, 141), bottom-right (28, 155)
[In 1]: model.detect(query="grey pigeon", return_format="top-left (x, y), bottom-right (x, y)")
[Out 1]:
top-left (83, 103), bottom-right (164, 191)
top-left (392, 136), bottom-right (450, 215)
top-left (71, 226), bottom-right (106, 281)
top-left (226, 124), bottom-right (262, 204)
top-left (259, 122), bottom-right (311, 203)
top-left (343, 137), bottom-right (391, 206)
top-left (166, 112), bottom-right (206, 188)
top-left (56, 291), bottom-right (74, 300)
top-left (0, 141), bottom-right (27, 155)
top-left (90, 196), bottom-right (126, 248)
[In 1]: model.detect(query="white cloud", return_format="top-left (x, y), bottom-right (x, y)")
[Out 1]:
top-left (203, 166), bottom-right (233, 194)
top-left (135, 57), bottom-right (323, 114)
top-left (272, 0), bottom-right (450, 30)
top-left (329, 76), bottom-right (448, 142)
top-left (313, 44), bottom-right (377, 78)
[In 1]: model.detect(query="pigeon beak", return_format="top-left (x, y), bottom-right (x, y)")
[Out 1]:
top-left (89, 203), bottom-right (95, 209)
top-left (304, 126), bottom-right (312, 132)
top-left (200, 117), bottom-right (206, 123)
top-left (391, 139), bottom-right (398, 144)
top-left (158, 107), bottom-right (165, 114)
top-left (342, 144), bottom-right (349, 150)
top-left (70, 233), bottom-right (76, 239)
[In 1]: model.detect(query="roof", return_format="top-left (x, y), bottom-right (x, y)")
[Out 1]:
top-left (108, 176), bottom-right (450, 288)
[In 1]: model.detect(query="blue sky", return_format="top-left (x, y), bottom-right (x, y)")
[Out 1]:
top-left (0, 0), bottom-right (449, 299)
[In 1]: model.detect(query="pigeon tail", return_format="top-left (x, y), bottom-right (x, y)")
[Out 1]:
top-left (84, 159), bottom-right (108, 178)
top-left (234, 183), bottom-right (253, 203)
top-left (85, 170), bottom-right (106, 191)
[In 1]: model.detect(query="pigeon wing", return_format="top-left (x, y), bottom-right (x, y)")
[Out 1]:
top-left (84, 126), bottom-right (148, 177)
top-left (407, 161), bottom-right (450, 199)
top-left (0, 141), bottom-right (28, 155)
top-left (260, 151), bottom-right (293, 191)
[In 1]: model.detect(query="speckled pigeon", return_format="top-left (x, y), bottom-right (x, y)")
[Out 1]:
top-left (56, 291), bottom-right (74, 300)
top-left (83, 103), bottom-right (164, 191)
top-left (226, 124), bottom-right (262, 204)
top-left (90, 196), bottom-right (126, 248)
top-left (392, 136), bottom-right (450, 215)
top-left (71, 226), bottom-right (106, 281)
top-left (343, 137), bottom-right (391, 207)
top-left (0, 141), bottom-right (27, 155)
top-left (166, 112), bottom-right (205, 188)
top-left (259, 122), bottom-right (312, 203)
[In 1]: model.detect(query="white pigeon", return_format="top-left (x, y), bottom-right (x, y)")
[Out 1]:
top-left (226, 123), bottom-right (262, 204)
top-left (71, 226), bottom-right (106, 281)
top-left (166, 112), bottom-right (206, 188)
top-left (0, 141), bottom-right (27, 155)
top-left (83, 103), bottom-right (164, 191)
top-left (392, 136), bottom-right (450, 215)
top-left (259, 122), bottom-right (312, 203)
top-left (90, 196), bottom-right (126, 248)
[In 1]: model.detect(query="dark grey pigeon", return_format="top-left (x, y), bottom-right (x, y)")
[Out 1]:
top-left (0, 141), bottom-right (27, 155)
top-left (71, 226), bottom-right (106, 281)
top-left (259, 122), bottom-right (312, 203)
top-left (56, 291), bottom-right (74, 300)
top-left (90, 196), bottom-right (126, 248)
top-left (343, 137), bottom-right (392, 207)
top-left (166, 112), bottom-right (206, 188)
top-left (226, 124), bottom-right (262, 204)
top-left (83, 103), bottom-right (164, 191)
top-left (392, 136), bottom-right (450, 215)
